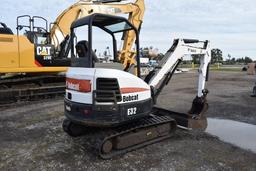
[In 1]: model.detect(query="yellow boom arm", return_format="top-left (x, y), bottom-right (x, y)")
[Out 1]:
top-left (51, 0), bottom-right (145, 69)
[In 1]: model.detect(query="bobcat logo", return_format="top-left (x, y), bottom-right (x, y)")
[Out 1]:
top-left (123, 94), bottom-right (139, 102)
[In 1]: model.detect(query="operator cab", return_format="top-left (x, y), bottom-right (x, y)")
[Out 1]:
top-left (17, 15), bottom-right (70, 67)
top-left (69, 13), bottom-right (141, 77)
top-left (17, 15), bottom-right (50, 44)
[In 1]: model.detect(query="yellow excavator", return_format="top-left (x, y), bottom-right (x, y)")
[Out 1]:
top-left (0, 0), bottom-right (144, 103)
top-left (0, 0), bottom-right (144, 74)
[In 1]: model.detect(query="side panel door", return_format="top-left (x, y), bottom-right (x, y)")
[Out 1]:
top-left (0, 34), bottom-right (19, 68)
top-left (18, 36), bottom-right (35, 67)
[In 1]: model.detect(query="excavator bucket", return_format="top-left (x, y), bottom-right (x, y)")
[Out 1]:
top-left (187, 96), bottom-right (209, 130)
top-left (152, 96), bottom-right (209, 131)
top-left (187, 101), bottom-right (208, 130)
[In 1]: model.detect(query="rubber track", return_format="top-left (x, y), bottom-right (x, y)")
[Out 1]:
top-left (97, 114), bottom-right (177, 159)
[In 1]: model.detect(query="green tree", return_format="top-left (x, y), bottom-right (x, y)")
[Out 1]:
top-left (231, 57), bottom-right (236, 64)
top-left (211, 49), bottom-right (223, 64)
top-left (236, 57), bottom-right (244, 63)
top-left (227, 54), bottom-right (232, 61)
top-left (191, 54), bottom-right (203, 64)
top-left (244, 56), bottom-right (253, 64)
top-left (226, 54), bottom-right (235, 64)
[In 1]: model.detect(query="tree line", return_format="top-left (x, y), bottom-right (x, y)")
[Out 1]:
top-left (192, 48), bottom-right (254, 64)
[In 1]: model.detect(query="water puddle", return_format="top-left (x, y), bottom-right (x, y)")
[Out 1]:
top-left (206, 118), bottom-right (256, 153)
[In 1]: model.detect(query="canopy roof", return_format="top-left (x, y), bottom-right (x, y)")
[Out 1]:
top-left (71, 13), bottom-right (135, 34)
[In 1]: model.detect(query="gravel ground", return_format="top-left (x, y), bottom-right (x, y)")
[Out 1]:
top-left (0, 71), bottom-right (256, 170)
top-left (158, 71), bottom-right (256, 124)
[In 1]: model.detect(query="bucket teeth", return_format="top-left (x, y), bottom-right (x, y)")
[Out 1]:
top-left (188, 116), bottom-right (208, 131)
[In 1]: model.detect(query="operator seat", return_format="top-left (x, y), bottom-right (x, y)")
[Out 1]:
top-left (75, 40), bottom-right (99, 62)
top-left (76, 41), bottom-right (87, 57)
top-left (72, 40), bottom-right (99, 67)
top-left (74, 40), bottom-right (123, 70)
top-left (0, 22), bottom-right (13, 35)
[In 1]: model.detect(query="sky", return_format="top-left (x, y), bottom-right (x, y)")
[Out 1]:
top-left (1, 0), bottom-right (256, 60)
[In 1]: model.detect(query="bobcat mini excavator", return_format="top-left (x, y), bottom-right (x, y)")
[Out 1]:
top-left (63, 14), bottom-right (211, 159)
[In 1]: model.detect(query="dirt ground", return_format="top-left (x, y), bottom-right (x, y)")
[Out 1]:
top-left (158, 70), bottom-right (256, 125)
top-left (0, 71), bottom-right (256, 171)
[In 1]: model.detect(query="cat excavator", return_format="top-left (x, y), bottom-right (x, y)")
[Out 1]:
top-left (62, 14), bottom-right (211, 159)
top-left (0, 0), bottom-right (144, 103)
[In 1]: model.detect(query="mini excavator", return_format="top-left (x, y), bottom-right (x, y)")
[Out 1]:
top-left (62, 14), bottom-right (211, 159)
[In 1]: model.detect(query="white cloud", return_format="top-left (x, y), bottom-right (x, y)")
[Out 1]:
top-left (0, 0), bottom-right (73, 30)
top-left (141, 0), bottom-right (256, 59)
top-left (1, 0), bottom-right (256, 59)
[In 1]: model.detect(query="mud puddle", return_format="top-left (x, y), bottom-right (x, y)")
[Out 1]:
top-left (206, 118), bottom-right (256, 153)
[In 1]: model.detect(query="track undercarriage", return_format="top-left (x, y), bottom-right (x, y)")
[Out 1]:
top-left (62, 101), bottom-right (208, 159)
top-left (0, 75), bottom-right (66, 105)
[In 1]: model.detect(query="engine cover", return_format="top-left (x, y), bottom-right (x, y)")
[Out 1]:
top-left (65, 67), bottom-right (152, 126)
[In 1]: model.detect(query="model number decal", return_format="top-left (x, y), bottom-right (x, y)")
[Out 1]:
top-left (43, 56), bottom-right (52, 60)
top-left (127, 107), bottom-right (137, 116)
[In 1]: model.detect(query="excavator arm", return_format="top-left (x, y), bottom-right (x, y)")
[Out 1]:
top-left (50, 0), bottom-right (145, 68)
top-left (147, 39), bottom-right (211, 98)
top-left (146, 39), bottom-right (211, 129)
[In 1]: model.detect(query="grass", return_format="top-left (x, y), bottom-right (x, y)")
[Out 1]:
top-left (210, 67), bottom-right (242, 72)
top-left (179, 64), bottom-right (243, 72)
